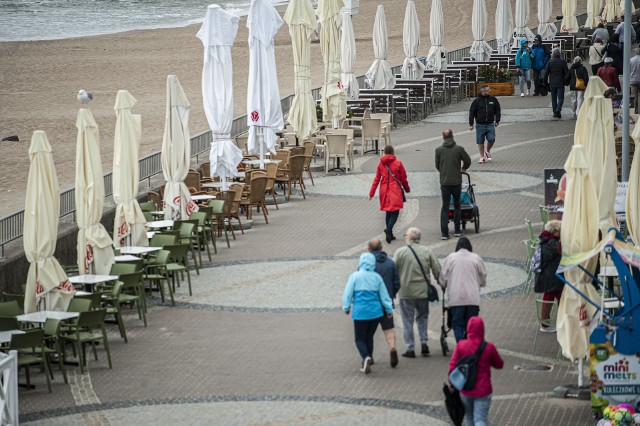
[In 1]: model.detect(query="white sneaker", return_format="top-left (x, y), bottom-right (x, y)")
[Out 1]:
top-left (360, 356), bottom-right (372, 374)
top-left (526, 90), bottom-right (530, 96)
top-left (478, 157), bottom-right (485, 164)
top-left (485, 151), bottom-right (492, 161)
top-left (521, 93), bottom-right (525, 97)
top-left (539, 326), bottom-right (557, 333)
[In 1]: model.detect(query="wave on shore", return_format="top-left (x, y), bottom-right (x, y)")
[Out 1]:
top-left (0, 0), bottom-right (289, 42)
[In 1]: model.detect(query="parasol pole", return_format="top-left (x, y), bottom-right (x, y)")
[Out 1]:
top-left (258, 127), bottom-right (265, 170)
top-left (622, 0), bottom-right (632, 181)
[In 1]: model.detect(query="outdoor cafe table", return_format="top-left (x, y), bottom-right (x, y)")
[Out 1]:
top-left (242, 159), bottom-right (282, 166)
top-left (114, 254), bottom-right (141, 262)
top-left (69, 274), bottom-right (119, 292)
top-left (0, 330), bottom-right (25, 344)
top-left (146, 220), bottom-right (174, 229)
top-left (202, 182), bottom-right (245, 189)
top-left (150, 211), bottom-right (164, 218)
top-left (191, 194), bottom-right (216, 201)
top-left (17, 311), bottom-right (79, 324)
top-left (119, 246), bottom-right (161, 256)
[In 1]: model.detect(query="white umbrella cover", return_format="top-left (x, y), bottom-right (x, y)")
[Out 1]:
top-left (495, 0), bottom-right (514, 54)
top-left (284, 0), bottom-right (318, 138)
top-left (627, 124), bottom-right (640, 245)
top-left (561, 0), bottom-right (579, 33)
top-left (586, 0), bottom-right (602, 28)
top-left (24, 131), bottom-right (75, 313)
top-left (401, 0), bottom-right (425, 79)
top-left (557, 145), bottom-right (601, 361)
top-left (512, 0), bottom-right (535, 48)
top-left (621, 1), bottom-right (636, 17)
top-left (113, 90), bottom-right (147, 248)
top-left (603, 0), bottom-right (621, 22)
top-left (537, 0), bottom-right (557, 40)
top-left (471, 0), bottom-right (493, 61)
top-left (340, 11), bottom-right (359, 99)
top-left (162, 75), bottom-right (198, 221)
top-left (246, 0), bottom-right (284, 161)
top-left (75, 108), bottom-right (114, 275)
top-left (426, 0), bottom-right (448, 72)
top-left (197, 5), bottom-right (243, 190)
top-left (365, 5), bottom-right (396, 89)
top-left (318, 0), bottom-right (347, 124)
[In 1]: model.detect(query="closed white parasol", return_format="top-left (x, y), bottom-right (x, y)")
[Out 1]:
top-left (471, 0), bottom-right (493, 61)
top-left (365, 5), bottom-right (395, 89)
top-left (401, 0), bottom-right (425, 79)
top-left (426, 0), bottom-right (447, 72)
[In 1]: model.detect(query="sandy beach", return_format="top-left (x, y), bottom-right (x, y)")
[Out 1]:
top-left (0, 0), bottom-right (561, 217)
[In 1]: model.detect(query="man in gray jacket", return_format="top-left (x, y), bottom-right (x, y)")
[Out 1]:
top-left (435, 129), bottom-right (471, 240)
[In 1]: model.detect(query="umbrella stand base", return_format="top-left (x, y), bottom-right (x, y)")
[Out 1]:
top-left (552, 385), bottom-right (590, 400)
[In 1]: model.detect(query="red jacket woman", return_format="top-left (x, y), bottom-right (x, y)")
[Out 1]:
top-left (369, 146), bottom-right (410, 243)
top-left (449, 316), bottom-right (504, 425)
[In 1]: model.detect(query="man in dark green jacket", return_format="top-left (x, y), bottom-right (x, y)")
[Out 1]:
top-left (435, 129), bottom-right (471, 240)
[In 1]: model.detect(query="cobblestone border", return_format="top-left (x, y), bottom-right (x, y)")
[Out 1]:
top-left (145, 256), bottom-right (528, 313)
top-left (22, 394), bottom-right (450, 423)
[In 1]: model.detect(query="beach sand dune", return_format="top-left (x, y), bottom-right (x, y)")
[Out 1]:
top-left (0, 0), bottom-right (560, 216)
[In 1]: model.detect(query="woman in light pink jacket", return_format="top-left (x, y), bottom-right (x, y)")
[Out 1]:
top-left (438, 237), bottom-right (487, 342)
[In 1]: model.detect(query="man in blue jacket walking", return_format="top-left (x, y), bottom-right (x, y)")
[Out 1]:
top-left (531, 34), bottom-right (550, 96)
top-left (343, 252), bottom-right (394, 374)
top-left (515, 39), bottom-right (534, 96)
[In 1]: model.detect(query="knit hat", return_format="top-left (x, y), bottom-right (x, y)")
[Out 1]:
top-left (604, 57), bottom-right (614, 63)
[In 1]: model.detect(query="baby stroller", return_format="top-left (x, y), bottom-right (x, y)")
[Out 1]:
top-left (447, 172), bottom-right (479, 233)
top-left (441, 290), bottom-right (452, 356)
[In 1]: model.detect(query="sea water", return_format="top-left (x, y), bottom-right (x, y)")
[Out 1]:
top-left (0, 0), bottom-right (289, 42)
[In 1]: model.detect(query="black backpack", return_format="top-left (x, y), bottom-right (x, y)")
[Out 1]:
top-left (449, 341), bottom-right (487, 391)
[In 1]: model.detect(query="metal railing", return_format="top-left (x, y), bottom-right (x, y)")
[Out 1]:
top-left (0, 351), bottom-right (18, 425)
top-left (0, 13), bottom-right (578, 256)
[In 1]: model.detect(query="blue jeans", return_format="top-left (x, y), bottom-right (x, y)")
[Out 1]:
top-left (353, 318), bottom-right (381, 360)
top-left (460, 394), bottom-right (492, 426)
top-left (550, 87), bottom-right (565, 114)
top-left (450, 305), bottom-right (480, 342)
top-left (519, 68), bottom-right (532, 94)
top-left (475, 123), bottom-right (495, 145)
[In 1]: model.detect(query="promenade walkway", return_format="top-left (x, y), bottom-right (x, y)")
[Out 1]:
top-left (21, 95), bottom-right (592, 425)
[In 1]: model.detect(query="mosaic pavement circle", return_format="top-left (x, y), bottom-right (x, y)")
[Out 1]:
top-left (184, 258), bottom-right (527, 311)
top-left (306, 171), bottom-right (541, 198)
top-left (24, 400), bottom-right (448, 425)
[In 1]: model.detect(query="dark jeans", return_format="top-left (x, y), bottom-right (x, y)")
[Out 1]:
top-left (385, 210), bottom-right (400, 234)
top-left (550, 86), bottom-right (565, 114)
top-left (354, 317), bottom-right (381, 360)
top-left (450, 305), bottom-right (480, 342)
top-left (440, 184), bottom-right (461, 236)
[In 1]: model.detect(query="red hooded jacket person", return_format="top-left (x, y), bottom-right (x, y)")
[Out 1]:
top-left (369, 146), bottom-right (410, 243)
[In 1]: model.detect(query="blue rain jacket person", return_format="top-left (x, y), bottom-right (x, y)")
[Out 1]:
top-left (342, 253), bottom-right (394, 320)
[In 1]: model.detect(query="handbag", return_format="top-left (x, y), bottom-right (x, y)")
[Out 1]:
top-left (406, 245), bottom-right (439, 302)
top-left (574, 69), bottom-right (586, 90)
top-left (385, 164), bottom-right (407, 202)
top-left (449, 341), bottom-right (487, 391)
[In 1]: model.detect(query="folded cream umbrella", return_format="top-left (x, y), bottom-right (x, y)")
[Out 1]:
top-left (401, 0), bottom-right (425, 80)
top-left (603, 0), bottom-right (620, 22)
top-left (495, 0), bottom-right (513, 54)
top-left (557, 146), bottom-right (601, 362)
top-left (197, 5), bottom-right (243, 191)
top-left (426, 0), bottom-right (447, 72)
top-left (586, 0), bottom-right (602, 28)
top-left (575, 88), bottom-right (616, 235)
top-left (621, 1), bottom-right (636, 16)
top-left (537, 0), bottom-right (557, 40)
top-left (627, 124), bottom-right (640, 245)
top-left (24, 131), bottom-right (75, 313)
top-left (340, 11), bottom-right (359, 99)
top-left (75, 108), bottom-right (114, 275)
top-left (512, 0), bottom-right (535, 48)
top-left (365, 5), bottom-right (396, 89)
top-left (113, 90), bottom-right (147, 248)
top-left (561, 0), bottom-right (579, 33)
top-left (318, 0), bottom-right (347, 125)
top-left (284, 0), bottom-right (318, 138)
top-left (246, 0), bottom-right (284, 167)
top-left (471, 0), bottom-right (493, 61)
top-left (162, 75), bottom-right (198, 220)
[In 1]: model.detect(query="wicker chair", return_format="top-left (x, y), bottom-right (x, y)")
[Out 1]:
top-left (185, 171), bottom-right (201, 192)
top-left (278, 155), bottom-right (307, 200)
top-left (264, 163), bottom-right (280, 209)
top-left (240, 176), bottom-right (269, 223)
top-left (199, 162), bottom-right (211, 180)
top-left (303, 141), bottom-right (316, 185)
top-left (228, 184), bottom-right (245, 234)
top-left (216, 190), bottom-right (238, 240)
top-left (147, 191), bottom-right (162, 210)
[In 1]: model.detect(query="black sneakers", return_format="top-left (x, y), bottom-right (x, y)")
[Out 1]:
top-left (390, 349), bottom-right (399, 367)
top-left (401, 350), bottom-right (416, 358)
top-left (421, 343), bottom-right (430, 357)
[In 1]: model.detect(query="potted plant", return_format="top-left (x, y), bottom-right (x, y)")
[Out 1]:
top-left (476, 65), bottom-right (514, 96)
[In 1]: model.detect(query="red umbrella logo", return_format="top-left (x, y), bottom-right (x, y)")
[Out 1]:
top-left (251, 111), bottom-right (260, 122)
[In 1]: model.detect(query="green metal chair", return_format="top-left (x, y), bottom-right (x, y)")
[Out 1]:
top-left (173, 220), bottom-right (201, 274)
top-left (116, 272), bottom-right (147, 327)
top-left (144, 250), bottom-right (174, 306)
top-left (0, 300), bottom-right (22, 317)
top-left (42, 318), bottom-right (68, 384)
top-left (61, 309), bottom-right (112, 374)
top-left (532, 297), bottom-right (562, 359)
top-left (2, 293), bottom-right (25, 313)
top-left (66, 298), bottom-right (92, 313)
top-left (0, 316), bottom-right (20, 332)
top-left (10, 329), bottom-right (52, 392)
top-left (194, 206), bottom-right (217, 255)
top-left (207, 200), bottom-right (230, 249)
top-left (538, 204), bottom-right (550, 232)
top-left (101, 281), bottom-right (128, 342)
top-left (164, 244), bottom-right (194, 297)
